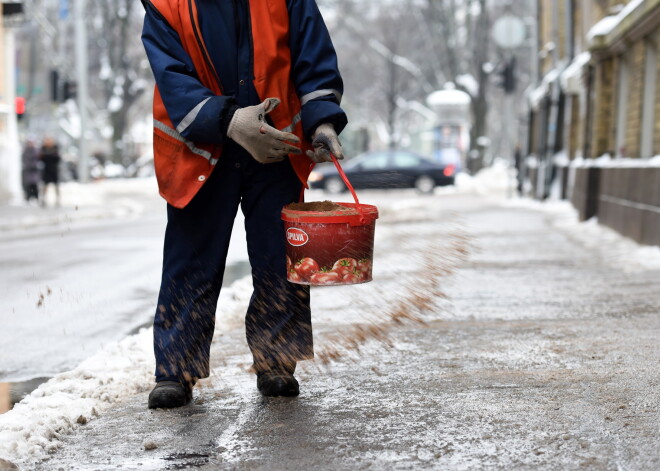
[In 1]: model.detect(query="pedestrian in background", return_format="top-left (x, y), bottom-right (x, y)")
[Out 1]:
top-left (39, 137), bottom-right (61, 207)
top-left (514, 145), bottom-right (524, 196)
top-left (141, 0), bottom-right (346, 409)
top-left (21, 140), bottom-right (41, 205)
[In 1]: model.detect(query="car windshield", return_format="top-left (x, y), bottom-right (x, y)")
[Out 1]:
top-left (392, 151), bottom-right (422, 168)
top-left (343, 151), bottom-right (389, 170)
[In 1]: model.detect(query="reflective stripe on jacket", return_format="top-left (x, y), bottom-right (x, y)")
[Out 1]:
top-left (142, 0), bottom-right (346, 209)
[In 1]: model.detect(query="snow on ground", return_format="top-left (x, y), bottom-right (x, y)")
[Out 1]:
top-left (503, 198), bottom-right (660, 272)
top-left (1, 165), bottom-right (658, 463)
top-left (1, 177), bottom-right (161, 232)
top-left (0, 276), bottom-right (258, 461)
top-left (452, 158), bottom-right (516, 198)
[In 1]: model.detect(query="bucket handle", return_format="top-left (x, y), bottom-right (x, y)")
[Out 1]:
top-left (330, 153), bottom-right (367, 224)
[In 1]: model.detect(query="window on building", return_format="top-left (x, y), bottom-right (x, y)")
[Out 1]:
top-left (640, 39), bottom-right (657, 159)
top-left (615, 55), bottom-right (629, 157)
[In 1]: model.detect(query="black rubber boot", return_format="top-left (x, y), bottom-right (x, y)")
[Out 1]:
top-left (148, 380), bottom-right (193, 409)
top-left (257, 372), bottom-right (300, 397)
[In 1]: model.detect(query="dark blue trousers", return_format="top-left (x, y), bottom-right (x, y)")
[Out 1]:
top-left (153, 148), bottom-right (312, 383)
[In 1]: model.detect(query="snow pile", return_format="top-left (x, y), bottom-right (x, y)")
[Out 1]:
top-left (455, 74), bottom-right (479, 97)
top-left (453, 159), bottom-right (515, 197)
top-left (560, 51), bottom-right (591, 92)
top-left (586, 15), bottom-right (620, 40)
top-left (0, 328), bottom-right (153, 462)
top-left (571, 155), bottom-right (660, 168)
top-left (587, 0), bottom-right (644, 42)
top-left (427, 88), bottom-right (471, 106)
top-left (0, 274), bottom-right (256, 464)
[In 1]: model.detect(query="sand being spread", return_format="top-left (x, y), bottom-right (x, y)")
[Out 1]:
top-left (309, 228), bottom-right (473, 369)
top-left (254, 223), bottom-right (474, 372)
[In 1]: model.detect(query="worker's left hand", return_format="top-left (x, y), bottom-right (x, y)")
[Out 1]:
top-left (227, 98), bottom-right (302, 164)
top-left (306, 123), bottom-right (344, 163)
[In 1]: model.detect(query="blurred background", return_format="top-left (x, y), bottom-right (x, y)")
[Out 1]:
top-left (0, 0), bottom-right (658, 241)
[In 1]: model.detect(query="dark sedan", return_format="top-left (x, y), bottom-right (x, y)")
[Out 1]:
top-left (307, 150), bottom-right (456, 194)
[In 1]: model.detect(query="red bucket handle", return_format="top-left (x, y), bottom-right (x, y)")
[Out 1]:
top-left (329, 153), bottom-right (367, 224)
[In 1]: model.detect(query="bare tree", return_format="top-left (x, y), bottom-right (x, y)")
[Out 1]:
top-left (16, 0), bottom-right (153, 167)
top-left (88, 0), bottom-right (151, 164)
top-left (326, 0), bottom-right (436, 149)
top-left (423, 0), bottom-right (491, 171)
top-left (322, 0), bottom-right (493, 166)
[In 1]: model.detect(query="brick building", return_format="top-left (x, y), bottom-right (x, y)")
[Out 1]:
top-left (526, 0), bottom-right (660, 245)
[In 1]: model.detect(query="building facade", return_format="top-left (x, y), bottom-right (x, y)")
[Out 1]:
top-left (526, 0), bottom-right (660, 245)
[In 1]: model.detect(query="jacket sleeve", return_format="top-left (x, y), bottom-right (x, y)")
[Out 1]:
top-left (141, 2), bottom-right (235, 144)
top-left (288, 0), bottom-right (348, 140)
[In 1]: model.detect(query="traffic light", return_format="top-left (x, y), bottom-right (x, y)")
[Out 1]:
top-left (15, 96), bottom-right (26, 120)
top-left (49, 70), bottom-right (77, 102)
top-left (63, 80), bottom-right (77, 101)
top-left (497, 57), bottom-right (517, 94)
top-left (50, 69), bottom-right (60, 102)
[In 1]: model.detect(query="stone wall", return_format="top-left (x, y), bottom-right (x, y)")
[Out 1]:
top-left (654, 28), bottom-right (660, 155)
top-left (572, 165), bottom-right (660, 245)
top-left (570, 166), bottom-right (601, 221)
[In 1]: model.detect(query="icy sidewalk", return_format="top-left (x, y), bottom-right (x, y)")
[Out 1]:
top-left (0, 185), bottom-right (471, 464)
top-left (1, 170), bottom-right (659, 469)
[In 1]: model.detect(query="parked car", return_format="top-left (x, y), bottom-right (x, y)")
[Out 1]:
top-left (308, 150), bottom-right (456, 194)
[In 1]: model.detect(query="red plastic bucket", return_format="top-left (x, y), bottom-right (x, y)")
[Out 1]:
top-left (282, 156), bottom-right (379, 286)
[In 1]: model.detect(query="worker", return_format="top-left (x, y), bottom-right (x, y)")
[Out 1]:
top-left (141, 0), bottom-right (346, 408)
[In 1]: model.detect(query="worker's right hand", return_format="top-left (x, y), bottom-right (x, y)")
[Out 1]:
top-left (227, 98), bottom-right (302, 164)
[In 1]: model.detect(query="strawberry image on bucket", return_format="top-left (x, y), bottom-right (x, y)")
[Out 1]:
top-left (281, 155), bottom-right (378, 286)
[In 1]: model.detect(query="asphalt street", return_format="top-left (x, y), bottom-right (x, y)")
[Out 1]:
top-left (16, 193), bottom-right (660, 470)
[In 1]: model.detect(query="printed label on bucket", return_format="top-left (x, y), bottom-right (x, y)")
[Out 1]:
top-left (284, 221), bottom-right (375, 286)
top-left (287, 255), bottom-right (373, 285)
top-left (286, 227), bottom-right (309, 246)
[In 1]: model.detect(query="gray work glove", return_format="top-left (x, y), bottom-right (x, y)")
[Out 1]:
top-left (227, 97), bottom-right (302, 164)
top-left (305, 123), bottom-right (344, 163)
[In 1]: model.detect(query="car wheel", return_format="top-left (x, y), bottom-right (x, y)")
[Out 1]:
top-left (325, 176), bottom-right (345, 194)
top-left (414, 175), bottom-right (435, 194)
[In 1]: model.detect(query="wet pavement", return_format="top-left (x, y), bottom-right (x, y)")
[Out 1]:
top-left (0, 178), bottom-right (252, 416)
top-left (0, 379), bottom-right (50, 415)
top-left (13, 194), bottom-right (660, 470)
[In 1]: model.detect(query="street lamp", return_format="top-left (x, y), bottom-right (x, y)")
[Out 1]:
top-left (492, 11), bottom-right (525, 197)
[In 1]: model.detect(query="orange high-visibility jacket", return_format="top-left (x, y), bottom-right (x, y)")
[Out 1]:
top-left (144, 0), bottom-right (342, 209)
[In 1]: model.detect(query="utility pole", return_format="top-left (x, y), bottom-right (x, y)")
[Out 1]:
top-left (540, 0), bottom-right (561, 200)
top-left (492, 5), bottom-right (525, 197)
top-left (73, 0), bottom-right (89, 182)
top-left (1, 3), bottom-right (23, 204)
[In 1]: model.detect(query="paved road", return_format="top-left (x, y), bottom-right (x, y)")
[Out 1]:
top-left (21, 193), bottom-right (660, 470)
top-left (0, 193), bottom-right (248, 384)
top-left (0, 211), bottom-right (165, 382)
